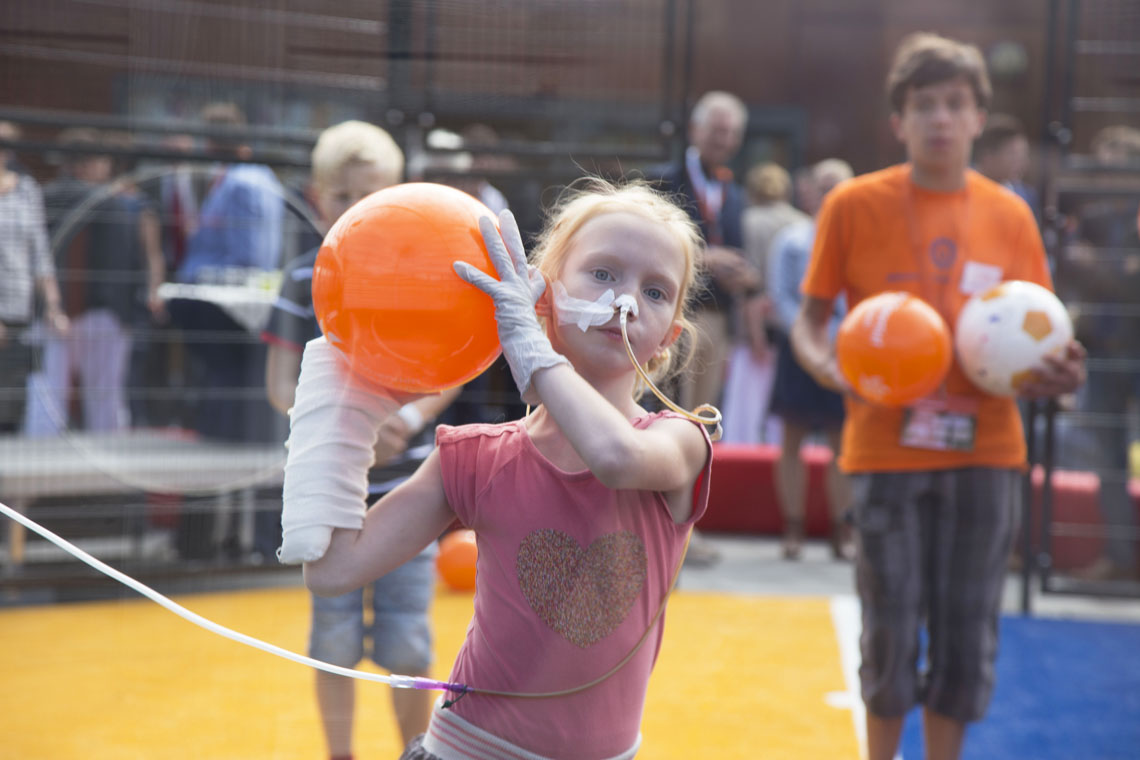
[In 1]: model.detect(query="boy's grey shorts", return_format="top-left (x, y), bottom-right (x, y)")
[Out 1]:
top-left (850, 467), bottom-right (1019, 723)
top-left (309, 542), bottom-right (438, 674)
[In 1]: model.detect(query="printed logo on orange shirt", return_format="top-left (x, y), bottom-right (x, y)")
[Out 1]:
top-left (930, 237), bottom-right (958, 270)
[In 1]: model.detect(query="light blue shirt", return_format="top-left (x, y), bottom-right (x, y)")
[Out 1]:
top-left (766, 219), bottom-right (846, 337)
top-left (178, 164), bottom-right (284, 282)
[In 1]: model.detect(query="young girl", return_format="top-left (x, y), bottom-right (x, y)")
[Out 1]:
top-left (286, 180), bottom-right (714, 759)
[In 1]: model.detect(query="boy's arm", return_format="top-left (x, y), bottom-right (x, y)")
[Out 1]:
top-left (304, 449), bottom-right (455, 597)
top-left (138, 206), bottom-right (167, 321)
top-left (265, 342), bottom-right (302, 416)
top-left (372, 385), bottom-right (463, 466)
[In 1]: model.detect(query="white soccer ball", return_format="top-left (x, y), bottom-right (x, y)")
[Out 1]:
top-left (955, 280), bottom-right (1073, 397)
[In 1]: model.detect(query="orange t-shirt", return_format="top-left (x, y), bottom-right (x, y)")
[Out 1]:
top-left (802, 164), bottom-right (1052, 473)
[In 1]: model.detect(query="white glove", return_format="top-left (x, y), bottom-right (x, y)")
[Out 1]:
top-left (278, 337), bottom-right (399, 564)
top-left (454, 210), bottom-right (569, 404)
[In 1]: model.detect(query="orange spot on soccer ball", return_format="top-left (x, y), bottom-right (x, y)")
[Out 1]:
top-left (1021, 309), bottom-right (1053, 341)
top-left (312, 183), bottom-right (502, 392)
top-left (836, 292), bottom-right (952, 407)
top-left (1010, 368), bottom-right (1039, 391)
top-left (437, 529), bottom-right (478, 592)
top-left (980, 284), bottom-right (1007, 301)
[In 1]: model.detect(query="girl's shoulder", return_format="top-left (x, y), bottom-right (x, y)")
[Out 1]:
top-left (435, 418), bottom-right (526, 447)
top-left (633, 409), bottom-right (708, 435)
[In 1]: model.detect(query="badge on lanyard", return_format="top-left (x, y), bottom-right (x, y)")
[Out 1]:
top-left (959, 260), bottom-right (1003, 295)
top-left (900, 395), bottom-right (979, 452)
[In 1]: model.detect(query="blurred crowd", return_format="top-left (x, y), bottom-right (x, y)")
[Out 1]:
top-left (1, 99), bottom-right (1137, 577)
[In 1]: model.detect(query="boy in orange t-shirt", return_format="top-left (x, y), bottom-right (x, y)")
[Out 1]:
top-left (792, 33), bottom-right (1086, 760)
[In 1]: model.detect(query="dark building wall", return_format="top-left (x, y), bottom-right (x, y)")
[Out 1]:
top-left (1, 0), bottom-right (1052, 175)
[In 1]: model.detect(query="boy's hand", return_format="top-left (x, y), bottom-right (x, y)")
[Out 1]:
top-left (1017, 340), bottom-right (1087, 399)
top-left (373, 414), bottom-right (414, 467)
top-left (454, 210), bottom-right (569, 404)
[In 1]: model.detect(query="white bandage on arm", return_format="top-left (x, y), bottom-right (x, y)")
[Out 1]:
top-left (278, 337), bottom-right (399, 564)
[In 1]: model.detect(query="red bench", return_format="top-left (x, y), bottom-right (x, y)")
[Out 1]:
top-left (699, 444), bottom-right (1140, 571)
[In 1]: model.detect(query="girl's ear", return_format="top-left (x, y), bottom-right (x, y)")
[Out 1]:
top-left (659, 321), bottom-right (683, 351)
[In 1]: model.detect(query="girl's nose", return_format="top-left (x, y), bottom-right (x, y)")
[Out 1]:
top-left (613, 293), bottom-right (639, 321)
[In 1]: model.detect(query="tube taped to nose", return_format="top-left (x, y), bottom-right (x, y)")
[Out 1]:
top-left (613, 294), bottom-right (638, 318)
top-left (553, 281), bottom-right (619, 331)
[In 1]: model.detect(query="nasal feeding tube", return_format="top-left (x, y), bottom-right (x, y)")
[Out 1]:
top-left (553, 283), bottom-right (723, 440)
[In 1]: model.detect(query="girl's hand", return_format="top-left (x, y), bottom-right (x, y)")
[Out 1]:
top-left (454, 210), bottom-right (569, 403)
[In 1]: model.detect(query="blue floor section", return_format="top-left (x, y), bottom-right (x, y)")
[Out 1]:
top-left (899, 615), bottom-right (1140, 760)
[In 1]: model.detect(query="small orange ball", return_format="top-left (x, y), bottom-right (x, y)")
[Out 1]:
top-left (312, 183), bottom-right (502, 392)
top-left (436, 529), bottom-right (478, 592)
top-left (836, 291), bottom-right (952, 407)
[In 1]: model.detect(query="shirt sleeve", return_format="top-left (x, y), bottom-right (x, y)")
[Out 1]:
top-left (1009, 201), bottom-right (1053, 291)
top-left (651, 412), bottom-right (714, 527)
top-left (26, 180), bottom-right (54, 279)
top-left (435, 424), bottom-right (481, 529)
top-left (262, 255), bottom-right (318, 351)
top-left (767, 225), bottom-right (805, 332)
top-left (801, 190), bottom-right (847, 302)
top-left (229, 171), bottom-right (284, 271)
top-left (683, 419), bottom-right (713, 527)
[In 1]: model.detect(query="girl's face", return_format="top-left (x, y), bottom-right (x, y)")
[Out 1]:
top-left (551, 211), bottom-right (686, 380)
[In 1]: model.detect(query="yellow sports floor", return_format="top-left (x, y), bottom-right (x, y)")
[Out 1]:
top-left (0, 583), bottom-right (860, 759)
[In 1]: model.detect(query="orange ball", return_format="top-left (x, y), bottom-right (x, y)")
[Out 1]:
top-left (436, 529), bottom-right (478, 592)
top-left (836, 292), bottom-right (952, 407)
top-left (312, 183), bottom-right (502, 392)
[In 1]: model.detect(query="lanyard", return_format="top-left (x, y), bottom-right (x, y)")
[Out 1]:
top-left (900, 166), bottom-right (972, 325)
top-left (686, 147), bottom-right (725, 245)
top-left (900, 167), bottom-right (972, 401)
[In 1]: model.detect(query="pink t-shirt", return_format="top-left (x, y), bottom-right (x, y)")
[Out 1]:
top-left (435, 411), bottom-right (712, 759)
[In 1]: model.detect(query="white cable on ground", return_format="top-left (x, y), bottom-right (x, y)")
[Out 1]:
top-left (0, 501), bottom-right (465, 694)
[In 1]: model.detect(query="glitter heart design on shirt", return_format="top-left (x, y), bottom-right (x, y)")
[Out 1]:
top-left (516, 529), bottom-right (647, 648)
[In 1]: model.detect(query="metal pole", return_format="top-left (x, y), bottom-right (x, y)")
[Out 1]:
top-left (1038, 399), bottom-right (1059, 589)
top-left (1021, 400), bottom-right (1040, 615)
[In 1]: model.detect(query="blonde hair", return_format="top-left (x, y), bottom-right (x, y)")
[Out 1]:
top-left (310, 120), bottom-right (404, 189)
top-left (1091, 125), bottom-right (1140, 162)
top-left (530, 178), bottom-right (704, 397)
top-left (745, 162), bottom-right (792, 204)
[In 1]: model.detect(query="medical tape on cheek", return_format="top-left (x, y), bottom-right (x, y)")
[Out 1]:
top-left (553, 281), bottom-right (619, 332)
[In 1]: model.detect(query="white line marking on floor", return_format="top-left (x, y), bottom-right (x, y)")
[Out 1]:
top-left (831, 594), bottom-right (870, 760)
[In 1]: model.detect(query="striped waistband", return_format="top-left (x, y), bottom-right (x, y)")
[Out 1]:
top-left (422, 698), bottom-right (640, 760)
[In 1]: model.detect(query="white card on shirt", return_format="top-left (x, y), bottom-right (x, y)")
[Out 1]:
top-left (959, 261), bottom-right (1004, 295)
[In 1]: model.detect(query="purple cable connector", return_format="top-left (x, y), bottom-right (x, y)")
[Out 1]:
top-left (388, 675), bottom-right (472, 693)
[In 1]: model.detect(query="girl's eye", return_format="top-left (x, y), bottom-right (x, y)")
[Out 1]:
top-left (644, 287), bottom-right (665, 301)
top-left (592, 269), bottom-right (613, 282)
